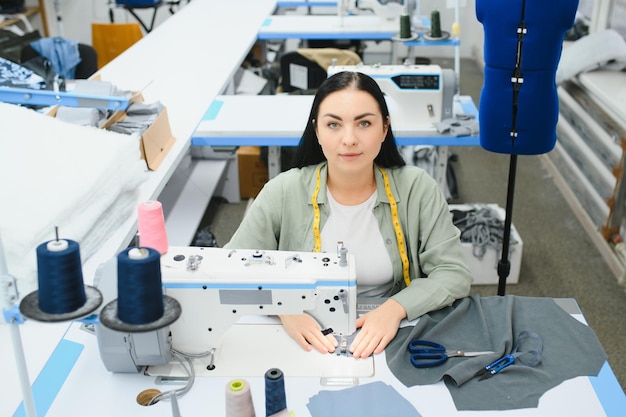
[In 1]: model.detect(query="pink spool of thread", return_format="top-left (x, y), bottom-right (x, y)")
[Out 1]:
top-left (226, 379), bottom-right (256, 417)
top-left (137, 200), bottom-right (168, 254)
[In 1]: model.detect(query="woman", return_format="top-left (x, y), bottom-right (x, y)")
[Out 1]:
top-left (224, 71), bottom-right (472, 358)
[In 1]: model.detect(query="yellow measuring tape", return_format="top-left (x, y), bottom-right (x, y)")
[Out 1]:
top-left (311, 165), bottom-right (411, 287)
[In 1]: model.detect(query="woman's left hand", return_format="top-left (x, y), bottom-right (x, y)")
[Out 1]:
top-left (349, 298), bottom-right (406, 359)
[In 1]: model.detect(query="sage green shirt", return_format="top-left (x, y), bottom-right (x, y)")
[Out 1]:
top-left (224, 162), bottom-right (472, 321)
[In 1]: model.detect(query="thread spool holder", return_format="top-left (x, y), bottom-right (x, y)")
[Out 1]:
top-left (99, 247), bottom-right (181, 333)
top-left (99, 295), bottom-right (181, 332)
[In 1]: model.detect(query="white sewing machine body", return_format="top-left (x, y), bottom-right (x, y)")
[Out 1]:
top-left (162, 247), bottom-right (357, 355)
top-left (95, 246), bottom-right (358, 373)
top-left (327, 63), bottom-right (456, 130)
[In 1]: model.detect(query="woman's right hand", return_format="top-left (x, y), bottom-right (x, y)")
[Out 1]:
top-left (278, 314), bottom-right (338, 354)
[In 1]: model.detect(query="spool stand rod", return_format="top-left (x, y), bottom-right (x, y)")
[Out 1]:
top-left (0, 233), bottom-right (38, 417)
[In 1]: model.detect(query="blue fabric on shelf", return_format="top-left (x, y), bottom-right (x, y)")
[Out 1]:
top-left (30, 37), bottom-right (81, 80)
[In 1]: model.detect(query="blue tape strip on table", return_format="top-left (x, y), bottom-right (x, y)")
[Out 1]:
top-left (13, 339), bottom-right (83, 417)
top-left (589, 362), bottom-right (626, 417)
top-left (307, 381), bottom-right (422, 417)
top-left (203, 99), bottom-right (224, 121)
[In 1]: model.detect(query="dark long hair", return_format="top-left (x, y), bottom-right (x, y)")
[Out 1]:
top-left (289, 71), bottom-right (406, 169)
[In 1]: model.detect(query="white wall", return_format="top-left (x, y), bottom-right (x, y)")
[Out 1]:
top-left (25, 0), bottom-right (175, 44)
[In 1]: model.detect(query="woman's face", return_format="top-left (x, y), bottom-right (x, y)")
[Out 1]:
top-left (315, 87), bottom-right (388, 175)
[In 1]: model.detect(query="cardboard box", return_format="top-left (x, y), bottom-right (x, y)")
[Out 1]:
top-left (46, 85), bottom-right (176, 171)
top-left (449, 204), bottom-right (523, 285)
top-left (100, 92), bottom-right (176, 171)
top-left (237, 146), bottom-right (268, 199)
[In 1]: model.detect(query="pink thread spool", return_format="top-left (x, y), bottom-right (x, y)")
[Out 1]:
top-left (137, 200), bottom-right (168, 254)
top-left (225, 379), bottom-right (256, 417)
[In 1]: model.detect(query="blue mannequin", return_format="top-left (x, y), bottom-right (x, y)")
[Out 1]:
top-left (477, 0), bottom-right (579, 155)
top-left (476, 0), bottom-right (579, 294)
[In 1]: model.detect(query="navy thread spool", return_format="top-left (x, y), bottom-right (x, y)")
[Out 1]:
top-left (265, 368), bottom-right (286, 417)
top-left (36, 239), bottom-right (86, 314)
top-left (116, 247), bottom-right (164, 324)
top-left (430, 10), bottom-right (442, 38)
top-left (399, 13), bottom-right (411, 39)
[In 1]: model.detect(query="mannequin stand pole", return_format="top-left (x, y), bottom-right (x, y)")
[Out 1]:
top-left (497, 154), bottom-right (517, 296)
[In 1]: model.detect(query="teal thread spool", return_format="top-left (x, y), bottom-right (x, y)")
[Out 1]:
top-left (430, 10), bottom-right (442, 38)
top-left (399, 13), bottom-right (411, 39)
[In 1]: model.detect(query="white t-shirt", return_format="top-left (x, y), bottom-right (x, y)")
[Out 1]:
top-left (321, 189), bottom-right (394, 296)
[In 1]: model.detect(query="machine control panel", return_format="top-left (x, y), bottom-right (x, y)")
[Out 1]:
top-left (391, 74), bottom-right (440, 90)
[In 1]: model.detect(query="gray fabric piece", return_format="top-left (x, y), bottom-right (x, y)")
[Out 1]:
top-left (307, 381), bottom-right (422, 417)
top-left (385, 295), bottom-right (607, 410)
top-left (108, 101), bottom-right (164, 134)
top-left (435, 115), bottom-right (480, 136)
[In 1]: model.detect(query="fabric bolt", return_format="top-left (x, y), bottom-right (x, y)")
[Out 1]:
top-left (385, 295), bottom-right (607, 411)
top-left (556, 29), bottom-right (626, 84)
top-left (0, 102), bottom-right (147, 295)
top-left (306, 381), bottom-right (422, 417)
top-left (296, 48), bottom-right (362, 72)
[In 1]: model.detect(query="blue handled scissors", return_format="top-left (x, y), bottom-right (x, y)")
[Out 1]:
top-left (408, 339), bottom-right (494, 368)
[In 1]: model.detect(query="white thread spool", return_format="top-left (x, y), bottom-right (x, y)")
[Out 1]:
top-left (46, 239), bottom-right (69, 252)
top-left (225, 379), bottom-right (255, 417)
top-left (128, 247), bottom-right (150, 260)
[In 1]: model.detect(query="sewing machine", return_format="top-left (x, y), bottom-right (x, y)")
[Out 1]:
top-left (94, 246), bottom-right (358, 374)
top-left (328, 63), bottom-right (456, 128)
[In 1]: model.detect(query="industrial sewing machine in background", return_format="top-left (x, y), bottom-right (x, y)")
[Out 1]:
top-left (94, 246), bottom-right (372, 379)
top-left (328, 62), bottom-right (458, 199)
top-left (327, 62), bottom-right (456, 129)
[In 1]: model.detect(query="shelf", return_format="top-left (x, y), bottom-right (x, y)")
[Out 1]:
top-left (0, 0), bottom-right (49, 36)
top-left (546, 76), bottom-right (626, 283)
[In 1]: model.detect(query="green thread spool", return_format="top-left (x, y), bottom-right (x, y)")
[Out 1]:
top-left (430, 10), bottom-right (442, 38)
top-left (399, 13), bottom-right (411, 39)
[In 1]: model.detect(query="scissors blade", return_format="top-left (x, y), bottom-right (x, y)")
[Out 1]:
top-left (446, 350), bottom-right (495, 357)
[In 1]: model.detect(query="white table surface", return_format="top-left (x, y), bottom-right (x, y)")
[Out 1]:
top-left (258, 14), bottom-right (400, 40)
top-left (192, 94), bottom-right (480, 147)
top-left (1, 301), bottom-right (624, 417)
top-left (276, 0), bottom-right (337, 6)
